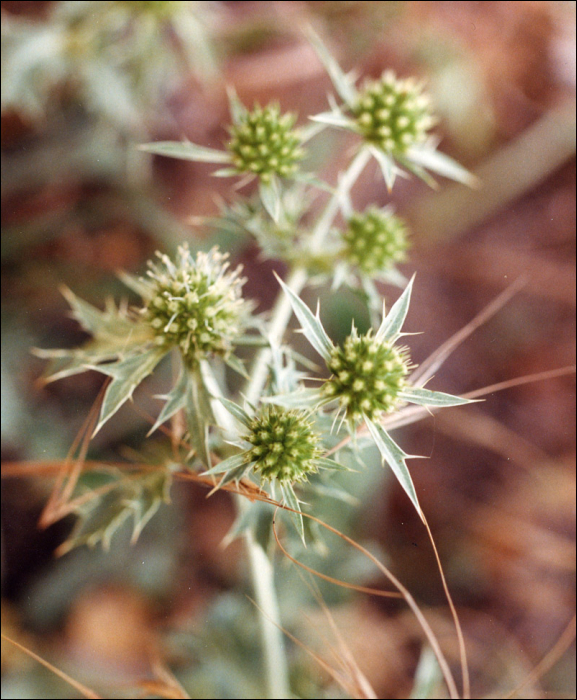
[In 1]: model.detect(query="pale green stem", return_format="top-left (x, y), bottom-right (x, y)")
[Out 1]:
top-left (236, 149), bottom-right (372, 699)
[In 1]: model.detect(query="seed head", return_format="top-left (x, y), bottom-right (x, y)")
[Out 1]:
top-left (244, 406), bottom-right (322, 484)
top-left (352, 71), bottom-right (435, 155)
top-left (324, 330), bottom-right (410, 422)
top-left (227, 104), bottom-right (305, 182)
top-left (343, 206), bottom-right (409, 274)
top-left (143, 245), bottom-right (247, 367)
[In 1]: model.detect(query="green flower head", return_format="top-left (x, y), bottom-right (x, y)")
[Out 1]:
top-left (323, 328), bottom-right (410, 423)
top-left (226, 103), bottom-right (305, 183)
top-left (308, 30), bottom-right (478, 189)
top-left (352, 71), bottom-right (435, 156)
top-left (343, 206), bottom-right (409, 275)
top-left (143, 245), bottom-right (248, 367)
top-left (244, 406), bottom-right (322, 484)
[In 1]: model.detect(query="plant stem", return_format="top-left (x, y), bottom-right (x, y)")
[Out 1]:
top-left (239, 148), bottom-right (371, 699)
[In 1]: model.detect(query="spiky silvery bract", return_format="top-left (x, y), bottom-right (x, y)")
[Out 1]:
top-left (227, 104), bottom-right (305, 183)
top-left (143, 245), bottom-right (247, 367)
top-left (323, 330), bottom-right (410, 423)
top-left (343, 206), bottom-right (409, 275)
top-left (352, 71), bottom-right (435, 156)
top-left (244, 406), bottom-right (322, 484)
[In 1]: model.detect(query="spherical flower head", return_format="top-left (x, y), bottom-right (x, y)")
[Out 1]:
top-left (143, 245), bottom-right (247, 367)
top-left (227, 104), bottom-right (305, 183)
top-left (244, 407), bottom-right (322, 484)
top-left (323, 330), bottom-right (410, 423)
top-left (343, 206), bottom-right (409, 275)
top-left (352, 71), bottom-right (435, 156)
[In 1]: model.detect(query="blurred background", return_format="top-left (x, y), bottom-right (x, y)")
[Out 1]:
top-left (1, 2), bottom-right (575, 698)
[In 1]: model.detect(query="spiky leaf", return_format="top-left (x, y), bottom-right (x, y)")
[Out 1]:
top-left (139, 140), bottom-right (233, 164)
top-left (365, 419), bottom-right (422, 518)
top-left (400, 387), bottom-right (474, 407)
top-left (91, 347), bottom-right (167, 434)
top-left (280, 482), bottom-right (305, 544)
top-left (276, 275), bottom-right (334, 362)
top-left (148, 362), bottom-right (189, 436)
top-left (376, 275), bottom-right (415, 343)
top-left (406, 146), bottom-right (480, 188)
top-left (60, 470), bottom-right (171, 554)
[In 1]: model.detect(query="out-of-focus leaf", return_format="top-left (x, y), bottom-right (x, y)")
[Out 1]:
top-left (60, 469), bottom-right (172, 554)
top-left (259, 175), bottom-right (282, 223)
top-left (139, 140), bottom-right (232, 164)
top-left (406, 146), bottom-right (480, 188)
top-left (307, 29), bottom-right (357, 105)
top-left (261, 388), bottom-right (326, 409)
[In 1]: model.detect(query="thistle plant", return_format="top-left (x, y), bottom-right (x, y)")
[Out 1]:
top-left (35, 31), bottom-right (484, 700)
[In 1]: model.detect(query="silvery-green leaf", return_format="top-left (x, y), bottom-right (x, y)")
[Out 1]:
top-left (91, 348), bottom-right (166, 435)
top-left (309, 110), bottom-right (355, 130)
top-left (212, 167), bottom-right (241, 178)
top-left (33, 347), bottom-right (113, 384)
top-left (138, 140), bottom-right (232, 164)
top-left (61, 286), bottom-right (129, 337)
top-left (186, 366), bottom-right (215, 467)
top-left (307, 29), bottom-right (357, 105)
top-left (117, 270), bottom-right (151, 298)
top-left (224, 353), bottom-right (249, 379)
top-left (376, 275), bottom-right (415, 342)
top-left (259, 175), bottom-right (282, 223)
top-left (397, 156), bottom-right (439, 190)
top-left (128, 470), bottom-right (172, 543)
top-left (147, 363), bottom-right (189, 436)
top-left (377, 266), bottom-right (408, 289)
top-left (280, 482), bottom-right (305, 544)
top-left (59, 469), bottom-right (171, 554)
top-left (298, 120), bottom-right (328, 144)
top-left (276, 275), bottom-right (334, 362)
top-left (214, 464), bottom-right (251, 488)
top-left (226, 86), bottom-right (248, 124)
top-left (219, 397), bottom-right (253, 429)
top-left (409, 646), bottom-right (443, 700)
top-left (261, 388), bottom-right (326, 409)
top-left (365, 418), bottom-right (422, 518)
top-left (406, 146), bottom-right (480, 188)
top-left (369, 146), bottom-right (399, 191)
top-left (202, 452), bottom-right (249, 476)
top-left (400, 387), bottom-right (475, 407)
top-left (291, 171), bottom-right (335, 194)
top-left (308, 482), bottom-right (358, 506)
top-left (315, 456), bottom-right (352, 472)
